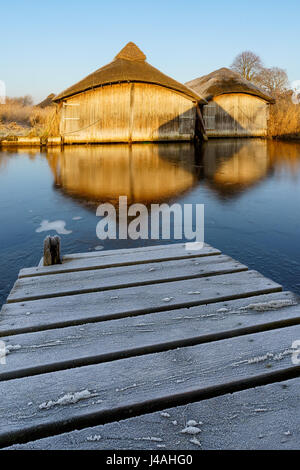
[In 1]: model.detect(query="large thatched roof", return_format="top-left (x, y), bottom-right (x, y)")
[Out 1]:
top-left (186, 68), bottom-right (275, 103)
top-left (54, 42), bottom-right (204, 103)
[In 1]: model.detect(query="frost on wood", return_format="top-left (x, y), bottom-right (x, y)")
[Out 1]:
top-left (233, 348), bottom-right (294, 366)
top-left (180, 425), bottom-right (201, 435)
top-left (29, 340), bottom-right (62, 349)
top-left (87, 434), bottom-right (102, 441)
top-left (116, 383), bottom-right (137, 392)
top-left (39, 390), bottom-right (93, 410)
top-left (239, 299), bottom-right (297, 312)
top-left (187, 420), bottom-right (198, 427)
top-left (190, 437), bottom-right (201, 447)
top-left (4, 344), bottom-right (21, 354)
top-left (134, 437), bottom-right (163, 442)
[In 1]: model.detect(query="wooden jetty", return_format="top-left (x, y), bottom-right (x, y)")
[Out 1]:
top-left (0, 242), bottom-right (299, 449)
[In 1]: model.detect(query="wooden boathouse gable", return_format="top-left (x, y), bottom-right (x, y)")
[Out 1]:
top-left (186, 68), bottom-right (275, 137)
top-left (53, 42), bottom-right (206, 143)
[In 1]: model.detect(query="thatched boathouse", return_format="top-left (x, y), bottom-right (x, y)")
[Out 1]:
top-left (186, 68), bottom-right (275, 137)
top-left (53, 42), bottom-right (205, 143)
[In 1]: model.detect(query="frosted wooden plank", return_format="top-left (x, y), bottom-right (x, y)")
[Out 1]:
top-left (0, 292), bottom-right (298, 381)
top-left (0, 270), bottom-right (282, 336)
top-left (8, 255), bottom-right (247, 303)
top-left (7, 378), bottom-right (299, 450)
top-left (62, 242), bottom-right (190, 260)
top-left (19, 244), bottom-right (220, 278)
top-left (0, 325), bottom-right (299, 447)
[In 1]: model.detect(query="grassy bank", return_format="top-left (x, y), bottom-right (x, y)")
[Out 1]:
top-left (0, 98), bottom-right (58, 139)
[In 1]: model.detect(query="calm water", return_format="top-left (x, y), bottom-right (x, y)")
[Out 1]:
top-left (1, 139), bottom-right (300, 307)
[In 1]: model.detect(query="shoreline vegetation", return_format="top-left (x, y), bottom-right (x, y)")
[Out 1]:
top-left (0, 96), bottom-right (59, 143)
top-left (0, 94), bottom-right (299, 145)
top-left (267, 95), bottom-right (300, 140)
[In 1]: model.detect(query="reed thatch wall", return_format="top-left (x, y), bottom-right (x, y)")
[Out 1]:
top-left (59, 83), bottom-right (197, 143)
top-left (203, 93), bottom-right (270, 137)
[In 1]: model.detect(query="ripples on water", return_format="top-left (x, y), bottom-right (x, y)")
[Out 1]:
top-left (0, 139), bottom-right (300, 306)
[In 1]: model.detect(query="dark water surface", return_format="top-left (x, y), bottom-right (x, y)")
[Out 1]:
top-left (1, 139), bottom-right (300, 307)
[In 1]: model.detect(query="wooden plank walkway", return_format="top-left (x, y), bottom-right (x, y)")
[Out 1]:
top-left (0, 242), bottom-right (299, 449)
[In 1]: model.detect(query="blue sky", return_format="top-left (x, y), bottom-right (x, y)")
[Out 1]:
top-left (1, 0), bottom-right (299, 102)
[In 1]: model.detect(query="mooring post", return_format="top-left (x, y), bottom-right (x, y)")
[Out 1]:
top-left (43, 235), bottom-right (62, 266)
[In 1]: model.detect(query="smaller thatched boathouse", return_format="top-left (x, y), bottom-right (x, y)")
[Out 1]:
top-left (53, 42), bottom-right (205, 143)
top-left (186, 68), bottom-right (275, 137)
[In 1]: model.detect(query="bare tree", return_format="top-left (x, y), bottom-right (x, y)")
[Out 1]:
top-left (21, 95), bottom-right (34, 106)
top-left (7, 95), bottom-right (34, 106)
top-left (230, 51), bottom-right (263, 81)
top-left (254, 67), bottom-right (289, 97)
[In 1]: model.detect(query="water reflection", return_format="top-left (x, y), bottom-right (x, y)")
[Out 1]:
top-left (0, 147), bottom-right (41, 171)
top-left (45, 139), bottom-right (300, 205)
top-left (204, 139), bottom-right (300, 198)
top-left (47, 143), bottom-right (197, 206)
top-left (268, 140), bottom-right (300, 178)
top-left (1, 139), bottom-right (300, 306)
top-left (201, 139), bottom-right (270, 198)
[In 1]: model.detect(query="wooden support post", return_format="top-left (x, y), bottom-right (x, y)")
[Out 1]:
top-left (43, 236), bottom-right (62, 266)
top-left (195, 103), bottom-right (208, 141)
